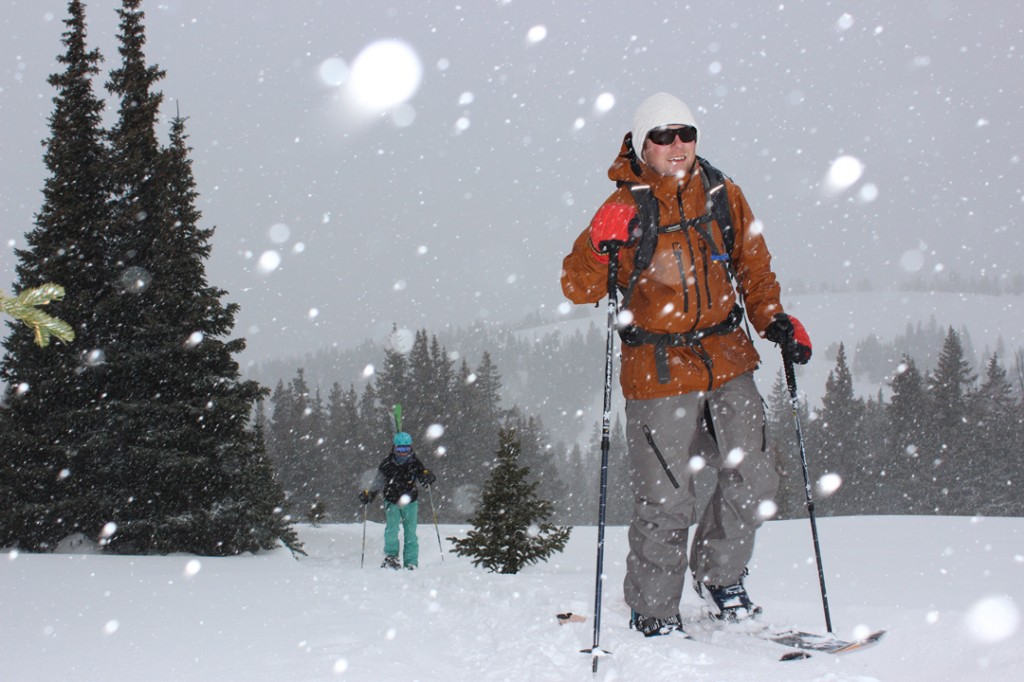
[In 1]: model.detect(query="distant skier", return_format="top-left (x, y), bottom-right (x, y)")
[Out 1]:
top-left (359, 432), bottom-right (436, 570)
top-left (560, 92), bottom-right (812, 636)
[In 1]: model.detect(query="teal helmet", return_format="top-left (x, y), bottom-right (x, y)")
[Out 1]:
top-left (393, 432), bottom-right (413, 448)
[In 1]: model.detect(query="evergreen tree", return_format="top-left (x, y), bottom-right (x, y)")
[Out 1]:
top-left (374, 326), bottom-right (408, 426)
top-left (886, 356), bottom-right (930, 512)
top-left (326, 382), bottom-right (362, 521)
top-left (101, 1), bottom-right (295, 553)
top-left (446, 358), bottom-right (476, 463)
top-left (504, 409), bottom-right (568, 520)
top-left (765, 369), bottom-right (807, 520)
top-left (426, 333), bottom-right (456, 455)
top-left (442, 352), bottom-right (506, 519)
top-left (927, 327), bottom-right (976, 512)
top-left (1, 0), bottom-right (297, 555)
top-left (225, 416), bottom-right (301, 554)
top-left (1013, 347), bottom-right (1024, 399)
top-left (467, 351), bottom-right (504, 438)
top-left (404, 329), bottom-right (431, 439)
top-left (858, 393), bottom-right (890, 513)
top-left (588, 415), bottom-right (631, 525)
top-left (0, 0), bottom-right (110, 549)
top-left (812, 343), bottom-right (865, 515)
top-left (563, 441), bottom-right (595, 524)
top-left (400, 330), bottom-right (455, 490)
top-left (447, 428), bottom-right (571, 574)
top-left (267, 369), bottom-right (327, 514)
top-left (356, 382), bottom-right (389, 460)
top-left (970, 355), bottom-right (1018, 514)
top-left (304, 386), bottom-right (329, 519)
top-left (436, 358), bottom-right (479, 519)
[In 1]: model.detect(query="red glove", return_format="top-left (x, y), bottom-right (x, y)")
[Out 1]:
top-left (765, 314), bottom-right (812, 364)
top-left (588, 203), bottom-right (636, 263)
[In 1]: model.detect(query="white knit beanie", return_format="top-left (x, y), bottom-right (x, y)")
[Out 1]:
top-left (631, 92), bottom-right (699, 162)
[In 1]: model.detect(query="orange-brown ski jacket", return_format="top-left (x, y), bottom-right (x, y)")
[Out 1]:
top-left (561, 138), bottom-right (785, 400)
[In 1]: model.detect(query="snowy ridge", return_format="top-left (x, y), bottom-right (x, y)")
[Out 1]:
top-left (3, 515), bottom-right (1022, 681)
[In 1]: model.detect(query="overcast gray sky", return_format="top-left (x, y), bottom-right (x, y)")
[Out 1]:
top-left (2, 0), bottom-right (1021, 369)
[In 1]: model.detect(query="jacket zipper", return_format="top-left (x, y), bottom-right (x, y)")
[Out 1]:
top-left (699, 240), bottom-right (712, 310)
top-left (671, 242), bottom-right (690, 313)
top-left (685, 237), bottom-right (703, 329)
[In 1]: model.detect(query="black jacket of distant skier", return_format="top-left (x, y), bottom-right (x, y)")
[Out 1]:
top-left (369, 451), bottom-right (432, 505)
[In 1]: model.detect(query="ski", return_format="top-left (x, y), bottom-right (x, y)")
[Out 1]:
top-left (677, 619), bottom-right (812, 662)
top-left (389, 403), bottom-right (402, 434)
top-left (681, 616), bottom-right (885, 659)
top-left (559, 611), bottom-right (882, 662)
top-left (559, 612), bottom-right (811, 662)
top-left (765, 626), bottom-right (886, 654)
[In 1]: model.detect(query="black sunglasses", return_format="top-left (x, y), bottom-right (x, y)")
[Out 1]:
top-left (647, 126), bottom-right (697, 146)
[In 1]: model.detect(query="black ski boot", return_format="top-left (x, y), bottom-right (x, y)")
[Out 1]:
top-left (381, 555), bottom-right (401, 570)
top-left (694, 569), bottom-right (762, 621)
top-left (629, 609), bottom-right (683, 637)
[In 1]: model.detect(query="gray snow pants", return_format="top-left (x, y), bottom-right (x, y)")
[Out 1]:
top-left (622, 372), bottom-right (779, 619)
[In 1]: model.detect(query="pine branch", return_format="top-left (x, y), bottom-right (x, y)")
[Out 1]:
top-left (0, 283), bottom-right (75, 347)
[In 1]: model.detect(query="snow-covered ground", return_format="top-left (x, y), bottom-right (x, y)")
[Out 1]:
top-left (3, 515), bottom-right (1022, 681)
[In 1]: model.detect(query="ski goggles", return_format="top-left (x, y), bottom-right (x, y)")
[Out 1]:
top-left (395, 445), bottom-right (412, 453)
top-left (647, 126), bottom-right (697, 146)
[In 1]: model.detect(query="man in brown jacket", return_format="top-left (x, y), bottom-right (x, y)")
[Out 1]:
top-left (561, 92), bottom-right (812, 637)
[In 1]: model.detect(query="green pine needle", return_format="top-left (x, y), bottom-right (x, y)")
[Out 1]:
top-left (0, 283), bottom-right (75, 347)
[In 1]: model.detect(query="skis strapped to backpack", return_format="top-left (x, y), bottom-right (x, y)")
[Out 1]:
top-left (389, 403), bottom-right (402, 434)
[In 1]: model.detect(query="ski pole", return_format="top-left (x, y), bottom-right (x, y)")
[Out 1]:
top-left (582, 239), bottom-right (625, 673)
top-left (360, 499), bottom-right (368, 569)
top-left (427, 484), bottom-right (444, 563)
top-left (783, 353), bottom-right (833, 633)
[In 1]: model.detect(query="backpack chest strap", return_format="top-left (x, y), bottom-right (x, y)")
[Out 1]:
top-left (618, 303), bottom-right (744, 384)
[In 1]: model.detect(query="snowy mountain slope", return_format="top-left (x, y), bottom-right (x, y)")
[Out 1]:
top-left (3, 515), bottom-right (1021, 681)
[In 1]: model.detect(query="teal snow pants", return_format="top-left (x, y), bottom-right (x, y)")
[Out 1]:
top-left (383, 500), bottom-right (419, 567)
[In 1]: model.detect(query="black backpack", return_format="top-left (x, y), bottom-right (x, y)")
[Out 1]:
top-left (621, 156), bottom-right (737, 308)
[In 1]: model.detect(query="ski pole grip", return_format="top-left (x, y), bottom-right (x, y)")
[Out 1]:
top-left (602, 241), bottom-right (625, 298)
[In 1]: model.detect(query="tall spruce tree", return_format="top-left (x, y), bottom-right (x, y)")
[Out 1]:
top-left (812, 344), bottom-right (865, 515)
top-left (0, 0), bottom-right (109, 549)
top-left (858, 392), bottom-right (890, 513)
top-left (765, 369), bottom-right (807, 520)
top-left (447, 428), bottom-right (570, 574)
top-left (563, 441), bottom-right (595, 524)
top-left (504, 409), bottom-right (568, 520)
top-left (267, 369), bottom-right (327, 515)
top-left (326, 382), bottom-right (362, 521)
top-left (404, 329), bottom-right (431, 438)
top-left (425, 334), bottom-right (456, 446)
top-left (2, 0), bottom-right (298, 554)
top-left (887, 356), bottom-right (930, 512)
top-left (587, 414), bottom-right (631, 525)
top-left (927, 327), bottom-right (976, 512)
top-left (969, 355), bottom-right (1017, 514)
top-left (374, 326), bottom-right (408, 425)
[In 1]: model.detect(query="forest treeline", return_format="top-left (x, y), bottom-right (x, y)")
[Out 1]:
top-left (261, 322), bottom-right (1024, 526)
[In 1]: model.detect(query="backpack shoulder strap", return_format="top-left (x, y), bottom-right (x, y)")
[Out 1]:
top-left (697, 157), bottom-right (754, 337)
top-left (697, 156), bottom-right (734, 257)
top-left (628, 184), bottom-right (659, 270)
top-left (620, 184), bottom-right (658, 309)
